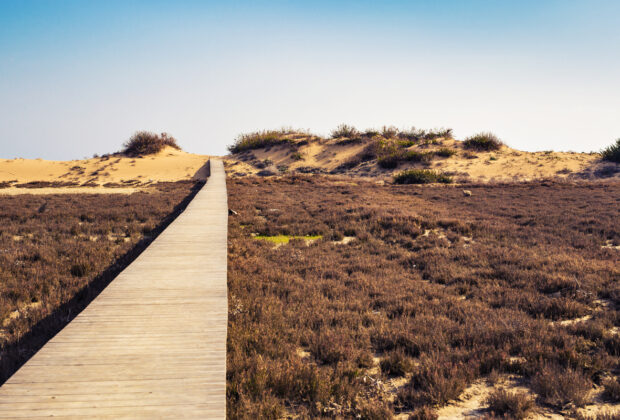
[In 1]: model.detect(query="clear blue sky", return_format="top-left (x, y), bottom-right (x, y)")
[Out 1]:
top-left (1, 0), bottom-right (618, 159)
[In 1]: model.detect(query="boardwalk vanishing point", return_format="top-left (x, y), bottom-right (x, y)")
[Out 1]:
top-left (0, 160), bottom-right (228, 419)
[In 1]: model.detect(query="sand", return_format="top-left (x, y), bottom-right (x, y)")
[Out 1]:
top-left (0, 147), bottom-right (210, 194)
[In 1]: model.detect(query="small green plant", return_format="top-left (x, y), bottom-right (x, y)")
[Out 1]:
top-left (463, 132), bottom-right (503, 151)
top-left (435, 148), bottom-right (457, 157)
top-left (393, 169), bottom-right (452, 184)
top-left (601, 139), bottom-right (620, 163)
top-left (486, 389), bottom-right (533, 419)
top-left (363, 128), bottom-right (380, 137)
top-left (331, 124), bottom-right (359, 139)
top-left (489, 155), bottom-right (498, 161)
top-left (291, 152), bottom-right (304, 161)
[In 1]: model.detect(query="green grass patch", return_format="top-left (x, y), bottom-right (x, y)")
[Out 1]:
top-left (254, 234), bottom-right (323, 244)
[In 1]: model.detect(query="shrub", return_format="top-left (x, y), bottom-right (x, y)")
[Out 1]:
top-left (228, 129), bottom-right (299, 153)
top-left (291, 152), bottom-right (304, 161)
top-left (600, 139), bottom-right (620, 163)
top-left (435, 148), bottom-right (457, 157)
top-left (363, 128), bottom-right (380, 137)
top-left (403, 151), bottom-right (434, 162)
top-left (377, 154), bottom-right (401, 169)
top-left (122, 131), bottom-right (180, 156)
top-left (399, 128), bottom-right (426, 141)
top-left (380, 350), bottom-right (415, 376)
top-left (70, 261), bottom-right (91, 277)
top-left (394, 170), bottom-right (452, 184)
top-left (397, 360), bottom-right (470, 406)
top-left (602, 377), bottom-right (620, 402)
top-left (486, 389), bottom-right (533, 419)
top-left (381, 126), bottom-right (399, 138)
top-left (408, 407), bottom-right (438, 420)
top-left (463, 132), bottom-right (503, 151)
top-left (531, 364), bottom-right (591, 407)
top-left (331, 124), bottom-right (359, 139)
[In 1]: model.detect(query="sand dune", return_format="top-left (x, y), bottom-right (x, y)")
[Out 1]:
top-left (0, 147), bottom-right (210, 194)
top-left (225, 137), bottom-right (618, 182)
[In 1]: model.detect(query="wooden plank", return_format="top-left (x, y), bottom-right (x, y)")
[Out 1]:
top-left (0, 159), bottom-right (228, 419)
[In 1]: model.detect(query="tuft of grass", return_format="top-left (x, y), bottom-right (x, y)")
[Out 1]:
top-left (394, 169), bottom-right (452, 184)
top-left (122, 131), bottom-right (180, 156)
top-left (600, 139), bottom-right (620, 163)
top-left (331, 124), bottom-right (359, 139)
top-left (463, 132), bottom-right (503, 151)
top-left (486, 389), bottom-right (534, 419)
top-left (531, 364), bottom-right (592, 407)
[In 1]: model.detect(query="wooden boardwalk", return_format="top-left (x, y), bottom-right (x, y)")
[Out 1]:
top-left (0, 160), bottom-right (228, 419)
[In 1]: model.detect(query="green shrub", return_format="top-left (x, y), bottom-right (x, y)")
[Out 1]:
top-left (291, 152), bottom-right (304, 161)
top-left (601, 139), bottom-right (620, 163)
top-left (122, 131), bottom-right (180, 156)
top-left (331, 124), bottom-right (359, 139)
top-left (394, 170), bottom-right (452, 184)
top-left (463, 132), bottom-right (503, 151)
top-left (486, 389), bottom-right (533, 419)
top-left (377, 154), bottom-right (401, 169)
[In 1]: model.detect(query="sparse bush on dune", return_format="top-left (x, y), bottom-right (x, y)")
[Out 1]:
top-left (331, 124), bottom-right (359, 139)
top-left (602, 377), bottom-right (620, 402)
top-left (393, 169), bottom-right (452, 184)
top-left (228, 128), bottom-right (309, 153)
top-left (463, 132), bottom-right (504, 151)
top-left (600, 138), bottom-right (620, 163)
top-left (122, 131), bottom-right (180, 156)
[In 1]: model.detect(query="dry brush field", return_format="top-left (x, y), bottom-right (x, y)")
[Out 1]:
top-left (227, 176), bottom-right (620, 419)
top-left (0, 181), bottom-right (203, 383)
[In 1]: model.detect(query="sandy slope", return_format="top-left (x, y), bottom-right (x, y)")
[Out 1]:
top-left (225, 137), bottom-right (618, 182)
top-left (0, 147), bottom-right (210, 194)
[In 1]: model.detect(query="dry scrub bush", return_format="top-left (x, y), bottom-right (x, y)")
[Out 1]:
top-left (228, 128), bottom-right (310, 153)
top-left (486, 388), bottom-right (533, 419)
top-left (122, 131), bottom-right (180, 156)
top-left (227, 176), bottom-right (620, 418)
top-left (531, 364), bottom-right (592, 407)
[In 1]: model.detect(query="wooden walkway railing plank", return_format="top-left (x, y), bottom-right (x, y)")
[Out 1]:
top-left (0, 159), bottom-right (228, 419)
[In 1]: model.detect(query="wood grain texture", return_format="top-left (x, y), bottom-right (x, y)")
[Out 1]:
top-left (0, 159), bottom-right (228, 419)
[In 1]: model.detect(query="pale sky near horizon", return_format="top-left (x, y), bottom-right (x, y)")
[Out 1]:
top-left (1, 0), bottom-right (619, 159)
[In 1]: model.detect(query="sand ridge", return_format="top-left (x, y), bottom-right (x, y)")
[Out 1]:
top-left (225, 137), bottom-right (618, 182)
top-left (0, 147), bottom-right (210, 194)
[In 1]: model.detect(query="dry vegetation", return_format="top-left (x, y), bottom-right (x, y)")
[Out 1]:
top-left (122, 131), bottom-right (181, 156)
top-left (227, 175), bottom-right (620, 419)
top-left (0, 181), bottom-right (203, 383)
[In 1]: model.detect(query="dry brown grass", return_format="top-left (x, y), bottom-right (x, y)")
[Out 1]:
top-left (0, 181), bottom-right (203, 383)
top-left (227, 175), bottom-right (620, 418)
